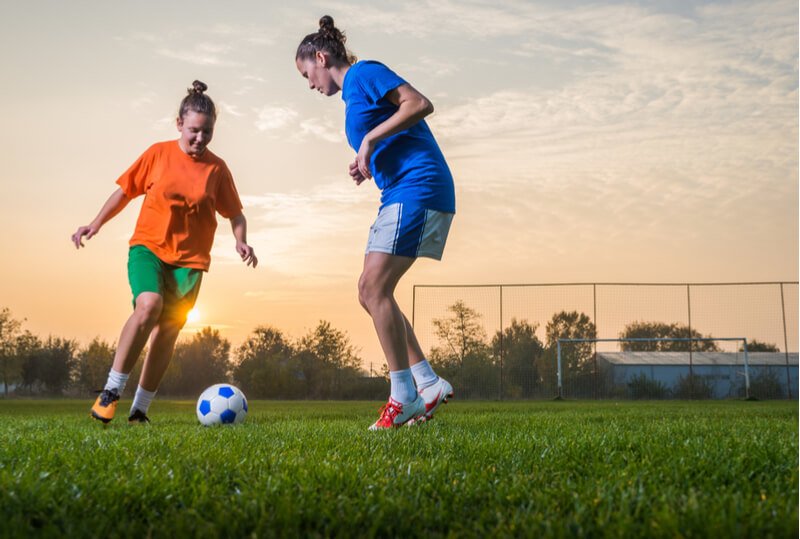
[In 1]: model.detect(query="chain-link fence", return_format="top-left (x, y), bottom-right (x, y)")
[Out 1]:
top-left (411, 282), bottom-right (798, 400)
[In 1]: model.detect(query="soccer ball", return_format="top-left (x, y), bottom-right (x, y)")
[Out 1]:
top-left (196, 384), bottom-right (248, 426)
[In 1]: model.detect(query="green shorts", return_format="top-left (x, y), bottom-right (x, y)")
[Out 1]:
top-left (127, 245), bottom-right (203, 322)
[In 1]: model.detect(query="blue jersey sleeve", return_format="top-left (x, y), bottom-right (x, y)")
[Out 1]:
top-left (356, 61), bottom-right (407, 103)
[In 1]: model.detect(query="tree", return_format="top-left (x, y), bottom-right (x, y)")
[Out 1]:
top-left (429, 301), bottom-right (488, 368)
top-left (428, 301), bottom-right (495, 398)
top-left (160, 328), bottom-right (232, 396)
top-left (492, 318), bottom-right (544, 398)
top-left (0, 308), bottom-right (24, 396)
top-left (296, 321), bottom-right (364, 398)
top-left (233, 326), bottom-right (297, 398)
top-left (545, 311), bottom-right (597, 373)
top-left (740, 340), bottom-right (779, 352)
top-left (619, 321), bottom-right (720, 352)
top-left (20, 336), bottom-right (77, 395)
top-left (75, 337), bottom-right (115, 393)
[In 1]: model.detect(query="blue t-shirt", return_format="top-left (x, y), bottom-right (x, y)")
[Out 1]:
top-left (341, 60), bottom-right (455, 213)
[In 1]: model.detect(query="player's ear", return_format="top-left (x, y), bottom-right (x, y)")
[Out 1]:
top-left (316, 50), bottom-right (328, 67)
top-left (176, 116), bottom-right (184, 131)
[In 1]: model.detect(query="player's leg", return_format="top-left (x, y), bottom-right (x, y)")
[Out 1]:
top-left (359, 252), bottom-right (425, 429)
top-left (91, 246), bottom-right (166, 423)
top-left (358, 252), bottom-right (415, 372)
top-left (403, 315), bottom-right (454, 422)
top-left (129, 264), bottom-right (202, 422)
top-left (128, 318), bottom-right (182, 422)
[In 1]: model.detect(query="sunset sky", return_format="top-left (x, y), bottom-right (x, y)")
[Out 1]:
top-left (0, 0), bottom-right (797, 366)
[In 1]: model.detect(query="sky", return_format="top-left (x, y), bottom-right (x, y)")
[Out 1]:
top-left (0, 0), bottom-right (797, 366)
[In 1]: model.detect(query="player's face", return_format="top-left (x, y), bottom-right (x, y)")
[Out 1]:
top-left (296, 53), bottom-right (339, 96)
top-left (177, 111), bottom-right (215, 156)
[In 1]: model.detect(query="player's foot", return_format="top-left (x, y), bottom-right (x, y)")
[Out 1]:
top-left (368, 395), bottom-right (425, 430)
top-left (90, 388), bottom-right (120, 424)
top-left (415, 377), bottom-right (454, 423)
top-left (128, 409), bottom-right (151, 424)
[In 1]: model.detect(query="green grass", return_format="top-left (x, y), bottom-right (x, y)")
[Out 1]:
top-left (0, 400), bottom-right (796, 538)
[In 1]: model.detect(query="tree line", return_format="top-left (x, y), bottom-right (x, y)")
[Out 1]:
top-left (0, 307), bottom-right (385, 399)
top-left (424, 301), bottom-right (780, 400)
top-left (0, 304), bottom-right (780, 400)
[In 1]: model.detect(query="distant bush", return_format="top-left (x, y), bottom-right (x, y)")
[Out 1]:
top-left (747, 369), bottom-right (785, 400)
top-left (673, 374), bottom-right (714, 399)
top-left (627, 373), bottom-right (669, 399)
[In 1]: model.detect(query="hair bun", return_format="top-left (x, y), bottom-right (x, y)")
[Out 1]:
top-left (319, 15), bottom-right (334, 30)
top-left (190, 80), bottom-right (208, 95)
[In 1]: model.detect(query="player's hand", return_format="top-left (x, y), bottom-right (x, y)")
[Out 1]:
top-left (71, 225), bottom-right (99, 249)
top-left (236, 242), bottom-right (258, 268)
top-left (349, 160), bottom-right (368, 186)
top-left (355, 138), bottom-right (374, 180)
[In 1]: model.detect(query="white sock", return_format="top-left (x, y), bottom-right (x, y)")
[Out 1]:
top-left (410, 359), bottom-right (439, 390)
top-left (131, 385), bottom-right (156, 415)
top-left (104, 369), bottom-right (129, 394)
top-left (389, 369), bottom-right (417, 404)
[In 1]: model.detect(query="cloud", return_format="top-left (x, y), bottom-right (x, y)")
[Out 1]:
top-left (296, 117), bottom-right (345, 143)
top-left (254, 105), bottom-right (299, 131)
top-left (213, 179), bottom-right (375, 276)
top-left (156, 44), bottom-right (244, 67)
top-left (219, 101), bottom-right (245, 118)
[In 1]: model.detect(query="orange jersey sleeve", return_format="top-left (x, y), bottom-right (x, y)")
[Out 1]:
top-left (117, 141), bottom-right (243, 271)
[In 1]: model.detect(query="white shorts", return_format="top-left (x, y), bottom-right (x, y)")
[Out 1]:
top-left (365, 203), bottom-right (454, 260)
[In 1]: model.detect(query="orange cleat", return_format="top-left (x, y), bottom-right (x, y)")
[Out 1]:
top-left (90, 388), bottom-right (120, 423)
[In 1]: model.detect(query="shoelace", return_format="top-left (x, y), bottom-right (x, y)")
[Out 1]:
top-left (95, 389), bottom-right (119, 406)
top-left (376, 401), bottom-right (401, 425)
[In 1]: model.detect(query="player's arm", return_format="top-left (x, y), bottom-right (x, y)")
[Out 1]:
top-left (230, 214), bottom-right (257, 268)
top-left (354, 83), bottom-right (433, 180)
top-left (71, 188), bottom-right (131, 249)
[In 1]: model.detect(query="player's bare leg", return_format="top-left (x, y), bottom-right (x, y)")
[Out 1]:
top-left (91, 292), bottom-right (163, 423)
top-left (358, 252), bottom-right (416, 372)
top-left (359, 253), bottom-right (425, 429)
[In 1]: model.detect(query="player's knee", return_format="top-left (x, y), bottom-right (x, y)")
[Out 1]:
top-left (134, 294), bottom-right (163, 327)
top-left (357, 276), bottom-right (371, 312)
top-left (358, 272), bottom-right (390, 312)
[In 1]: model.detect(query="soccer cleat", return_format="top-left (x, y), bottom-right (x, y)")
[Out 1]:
top-left (368, 395), bottom-right (425, 430)
top-left (90, 388), bottom-right (120, 424)
top-left (128, 409), bottom-right (151, 424)
top-left (416, 377), bottom-right (454, 422)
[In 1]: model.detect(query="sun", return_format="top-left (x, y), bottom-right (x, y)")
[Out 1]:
top-left (187, 308), bottom-right (201, 324)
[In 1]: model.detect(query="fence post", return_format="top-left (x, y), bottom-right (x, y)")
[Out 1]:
top-left (780, 283), bottom-right (792, 399)
top-left (557, 339), bottom-right (563, 399)
top-left (412, 285), bottom-right (416, 328)
top-left (687, 284), bottom-right (694, 399)
top-left (593, 283), bottom-right (598, 398)
top-left (499, 285), bottom-right (504, 401)
top-left (743, 338), bottom-right (751, 399)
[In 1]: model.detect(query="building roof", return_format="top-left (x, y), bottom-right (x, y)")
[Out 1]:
top-left (597, 351), bottom-right (799, 367)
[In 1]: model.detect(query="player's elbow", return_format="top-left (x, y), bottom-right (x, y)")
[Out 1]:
top-left (419, 96), bottom-right (434, 117)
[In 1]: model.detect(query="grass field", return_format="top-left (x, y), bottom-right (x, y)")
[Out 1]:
top-left (0, 399), bottom-right (796, 538)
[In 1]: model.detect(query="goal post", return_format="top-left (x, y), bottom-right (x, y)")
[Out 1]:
top-left (556, 337), bottom-right (751, 400)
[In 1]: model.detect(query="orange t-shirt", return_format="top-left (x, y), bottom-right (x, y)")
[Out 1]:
top-left (116, 140), bottom-right (243, 271)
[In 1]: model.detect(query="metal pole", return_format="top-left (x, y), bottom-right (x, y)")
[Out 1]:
top-left (499, 285), bottom-right (504, 401)
top-left (557, 339), bottom-right (563, 399)
top-left (687, 284), bottom-right (694, 399)
top-left (780, 283), bottom-right (792, 399)
top-left (412, 285), bottom-right (416, 328)
top-left (593, 283), bottom-right (598, 398)
top-left (743, 338), bottom-right (751, 399)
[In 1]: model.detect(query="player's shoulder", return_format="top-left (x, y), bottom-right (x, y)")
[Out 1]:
top-left (202, 148), bottom-right (232, 175)
top-left (351, 59), bottom-right (393, 76)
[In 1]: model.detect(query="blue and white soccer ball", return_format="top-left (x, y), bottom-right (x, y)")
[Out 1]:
top-left (196, 384), bottom-right (248, 426)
